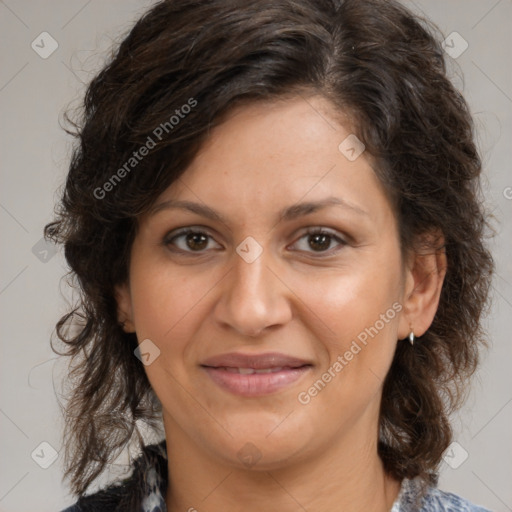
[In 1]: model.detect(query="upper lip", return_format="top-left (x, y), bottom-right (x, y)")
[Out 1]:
top-left (200, 352), bottom-right (312, 369)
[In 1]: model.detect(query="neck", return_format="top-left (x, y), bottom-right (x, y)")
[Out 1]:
top-left (163, 418), bottom-right (401, 512)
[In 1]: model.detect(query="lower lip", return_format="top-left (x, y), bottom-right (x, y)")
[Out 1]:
top-left (202, 366), bottom-right (311, 397)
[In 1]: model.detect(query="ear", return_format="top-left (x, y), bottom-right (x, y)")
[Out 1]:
top-left (398, 229), bottom-right (447, 340)
top-left (114, 282), bottom-right (136, 333)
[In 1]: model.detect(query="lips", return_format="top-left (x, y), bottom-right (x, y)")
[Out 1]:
top-left (200, 352), bottom-right (313, 397)
top-left (218, 366), bottom-right (290, 374)
top-left (201, 352), bottom-right (311, 370)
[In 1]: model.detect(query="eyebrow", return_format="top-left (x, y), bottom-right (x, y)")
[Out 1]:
top-left (148, 196), bottom-right (369, 223)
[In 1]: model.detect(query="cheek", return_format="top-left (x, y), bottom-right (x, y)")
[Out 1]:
top-left (128, 267), bottom-right (213, 407)
top-left (290, 272), bottom-right (401, 425)
top-left (131, 275), bottom-right (182, 340)
top-left (130, 256), bottom-right (196, 329)
top-left (289, 261), bottom-right (402, 346)
top-left (287, 257), bottom-right (402, 411)
top-left (129, 260), bottom-right (225, 364)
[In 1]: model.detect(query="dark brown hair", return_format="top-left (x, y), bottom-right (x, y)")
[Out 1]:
top-left (45, 0), bottom-right (494, 501)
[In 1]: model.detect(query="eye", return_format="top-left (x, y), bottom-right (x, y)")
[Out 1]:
top-left (290, 228), bottom-right (347, 255)
top-left (163, 228), bottom-right (222, 253)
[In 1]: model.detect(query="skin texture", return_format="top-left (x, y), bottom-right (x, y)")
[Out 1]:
top-left (115, 95), bottom-right (447, 512)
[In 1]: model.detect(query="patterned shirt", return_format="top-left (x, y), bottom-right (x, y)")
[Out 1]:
top-left (62, 440), bottom-right (493, 512)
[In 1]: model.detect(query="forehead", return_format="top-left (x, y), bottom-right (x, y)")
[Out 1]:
top-left (145, 95), bottom-right (395, 228)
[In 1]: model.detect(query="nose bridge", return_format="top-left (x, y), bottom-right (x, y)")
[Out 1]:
top-left (215, 242), bottom-right (291, 336)
top-left (234, 253), bottom-right (266, 297)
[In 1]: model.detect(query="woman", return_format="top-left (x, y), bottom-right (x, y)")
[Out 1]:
top-left (46, 0), bottom-right (494, 510)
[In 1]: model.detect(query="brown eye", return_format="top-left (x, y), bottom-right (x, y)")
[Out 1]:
top-left (308, 233), bottom-right (332, 252)
top-left (164, 228), bottom-right (222, 253)
top-left (291, 228), bottom-right (347, 255)
top-left (185, 232), bottom-right (208, 251)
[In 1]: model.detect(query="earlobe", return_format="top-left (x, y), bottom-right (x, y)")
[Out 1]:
top-left (398, 231), bottom-right (447, 341)
top-left (114, 283), bottom-right (136, 333)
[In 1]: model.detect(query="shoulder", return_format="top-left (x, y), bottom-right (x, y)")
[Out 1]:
top-left (59, 440), bottom-right (168, 512)
top-left (58, 480), bottom-right (131, 512)
top-left (393, 477), bottom-right (493, 512)
top-left (423, 487), bottom-right (492, 512)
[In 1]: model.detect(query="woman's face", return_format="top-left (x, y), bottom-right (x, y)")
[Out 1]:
top-left (116, 95), bottom-right (420, 469)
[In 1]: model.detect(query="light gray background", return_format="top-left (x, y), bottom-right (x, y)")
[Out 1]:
top-left (0, 1), bottom-right (511, 511)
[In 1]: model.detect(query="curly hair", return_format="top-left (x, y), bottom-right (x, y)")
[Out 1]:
top-left (45, 0), bottom-right (494, 501)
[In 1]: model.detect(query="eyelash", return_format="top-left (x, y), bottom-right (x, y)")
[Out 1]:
top-left (163, 227), bottom-right (348, 257)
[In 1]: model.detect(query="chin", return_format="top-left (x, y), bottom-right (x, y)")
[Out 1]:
top-left (201, 415), bottom-right (317, 470)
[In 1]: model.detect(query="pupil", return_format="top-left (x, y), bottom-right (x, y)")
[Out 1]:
top-left (187, 233), bottom-right (207, 250)
top-left (309, 234), bottom-right (330, 251)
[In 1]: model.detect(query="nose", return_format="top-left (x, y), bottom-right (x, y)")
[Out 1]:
top-left (213, 246), bottom-right (293, 337)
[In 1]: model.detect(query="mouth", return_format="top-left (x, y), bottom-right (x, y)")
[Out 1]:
top-left (200, 352), bottom-right (313, 397)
